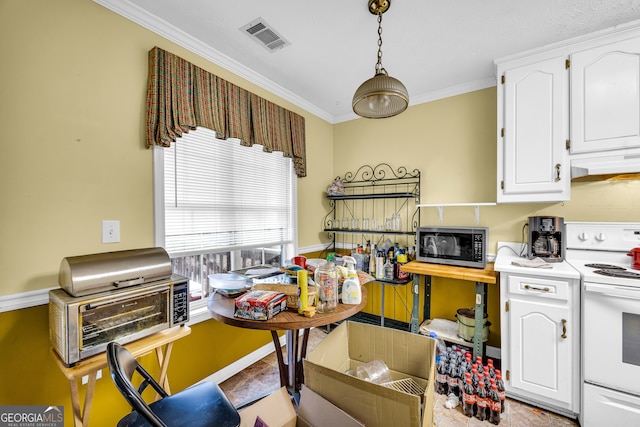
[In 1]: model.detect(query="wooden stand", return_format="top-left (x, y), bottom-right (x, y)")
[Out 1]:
top-left (400, 261), bottom-right (497, 358)
top-left (51, 325), bottom-right (191, 427)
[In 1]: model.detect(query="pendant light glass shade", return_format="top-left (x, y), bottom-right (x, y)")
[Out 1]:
top-left (352, 71), bottom-right (409, 118)
top-left (352, 0), bottom-right (408, 119)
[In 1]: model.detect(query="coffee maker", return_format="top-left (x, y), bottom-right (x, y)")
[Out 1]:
top-left (528, 216), bottom-right (565, 262)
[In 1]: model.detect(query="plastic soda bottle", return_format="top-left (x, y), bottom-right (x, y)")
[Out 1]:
top-left (436, 357), bottom-right (448, 395)
top-left (429, 332), bottom-right (447, 364)
top-left (462, 374), bottom-right (476, 417)
top-left (447, 360), bottom-right (459, 397)
top-left (475, 380), bottom-right (488, 421)
top-left (489, 384), bottom-right (501, 425)
top-left (471, 366), bottom-right (479, 390)
top-left (456, 360), bottom-right (465, 397)
top-left (495, 369), bottom-right (506, 413)
top-left (487, 358), bottom-right (496, 379)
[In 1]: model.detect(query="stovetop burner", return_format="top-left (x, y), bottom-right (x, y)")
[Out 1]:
top-left (584, 263), bottom-right (626, 270)
top-left (593, 269), bottom-right (640, 279)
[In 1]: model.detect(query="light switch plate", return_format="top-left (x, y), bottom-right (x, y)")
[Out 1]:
top-left (102, 220), bottom-right (120, 243)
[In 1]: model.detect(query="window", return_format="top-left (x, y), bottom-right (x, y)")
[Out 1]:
top-left (154, 127), bottom-right (297, 310)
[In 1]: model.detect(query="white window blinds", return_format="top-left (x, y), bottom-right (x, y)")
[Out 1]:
top-left (162, 127), bottom-right (294, 255)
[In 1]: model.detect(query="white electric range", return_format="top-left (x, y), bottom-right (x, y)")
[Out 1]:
top-left (563, 222), bottom-right (640, 427)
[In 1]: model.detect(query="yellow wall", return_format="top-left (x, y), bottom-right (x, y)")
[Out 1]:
top-left (0, 0), bottom-right (331, 425)
top-left (2, 0), bottom-right (640, 425)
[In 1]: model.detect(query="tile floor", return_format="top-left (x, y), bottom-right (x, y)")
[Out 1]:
top-left (219, 327), bottom-right (580, 426)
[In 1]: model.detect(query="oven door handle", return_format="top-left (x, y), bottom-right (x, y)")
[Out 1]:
top-left (584, 282), bottom-right (640, 300)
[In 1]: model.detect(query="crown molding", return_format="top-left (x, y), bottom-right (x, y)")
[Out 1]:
top-left (92, 0), bottom-right (334, 123)
top-left (93, 0), bottom-right (496, 125)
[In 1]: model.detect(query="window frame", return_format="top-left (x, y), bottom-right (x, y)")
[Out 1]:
top-left (153, 136), bottom-right (298, 324)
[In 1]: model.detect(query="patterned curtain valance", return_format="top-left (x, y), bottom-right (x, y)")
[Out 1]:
top-left (146, 46), bottom-right (306, 177)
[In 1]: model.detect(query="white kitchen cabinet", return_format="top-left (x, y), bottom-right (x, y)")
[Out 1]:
top-left (571, 36), bottom-right (640, 155)
top-left (496, 22), bottom-right (640, 198)
top-left (496, 56), bottom-right (570, 203)
top-left (499, 271), bottom-right (580, 417)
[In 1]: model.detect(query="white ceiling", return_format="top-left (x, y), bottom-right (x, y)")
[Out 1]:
top-left (96, 0), bottom-right (640, 123)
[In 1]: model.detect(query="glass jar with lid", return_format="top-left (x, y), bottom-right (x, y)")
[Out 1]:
top-left (314, 261), bottom-right (338, 313)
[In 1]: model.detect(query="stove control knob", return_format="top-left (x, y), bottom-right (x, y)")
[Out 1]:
top-left (578, 232), bottom-right (590, 241)
top-left (595, 232), bottom-right (607, 242)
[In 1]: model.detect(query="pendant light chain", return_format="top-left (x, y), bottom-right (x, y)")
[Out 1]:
top-left (352, 0), bottom-right (409, 118)
top-left (375, 12), bottom-right (385, 75)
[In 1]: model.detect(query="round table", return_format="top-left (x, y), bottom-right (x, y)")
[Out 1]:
top-left (207, 287), bottom-right (366, 396)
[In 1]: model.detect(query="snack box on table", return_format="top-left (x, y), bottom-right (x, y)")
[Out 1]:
top-left (234, 290), bottom-right (288, 321)
top-left (303, 321), bottom-right (436, 427)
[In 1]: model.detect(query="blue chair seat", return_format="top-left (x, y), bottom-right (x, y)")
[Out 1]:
top-left (117, 382), bottom-right (240, 427)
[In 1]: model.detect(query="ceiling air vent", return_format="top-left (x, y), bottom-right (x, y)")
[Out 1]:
top-left (240, 18), bottom-right (290, 52)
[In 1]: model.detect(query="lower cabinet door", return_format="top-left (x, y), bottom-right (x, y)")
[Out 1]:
top-left (508, 296), bottom-right (572, 406)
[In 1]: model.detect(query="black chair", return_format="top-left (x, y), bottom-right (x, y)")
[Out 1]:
top-left (106, 342), bottom-right (241, 427)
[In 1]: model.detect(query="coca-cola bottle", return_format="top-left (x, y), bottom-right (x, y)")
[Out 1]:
top-left (462, 375), bottom-right (476, 417)
top-left (475, 356), bottom-right (484, 372)
top-left (483, 366), bottom-right (491, 388)
top-left (471, 367), bottom-right (479, 390)
top-left (495, 369), bottom-right (506, 413)
top-left (488, 384), bottom-right (501, 425)
top-left (436, 357), bottom-right (448, 395)
top-left (487, 358), bottom-right (496, 379)
top-left (447, 360), bottom-right (459, 397)
top-left (475, 380), bottom-right (488, 421)
top-left (456, 361), bottom-right (465, 397)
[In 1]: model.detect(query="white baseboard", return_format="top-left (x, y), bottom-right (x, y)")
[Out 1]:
top-left (0, 287), bottom-right (53, 313)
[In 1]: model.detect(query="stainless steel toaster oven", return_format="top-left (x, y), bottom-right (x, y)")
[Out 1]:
top-left (48, 248), bottom-right (189, 366)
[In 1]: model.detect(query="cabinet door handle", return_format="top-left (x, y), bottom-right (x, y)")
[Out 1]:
top-left (524, 284), bottom-right (550, 292)
top-left (555, 164), bottom-right (561, 181)
top-left (561, 319), bottom-right (567, 339)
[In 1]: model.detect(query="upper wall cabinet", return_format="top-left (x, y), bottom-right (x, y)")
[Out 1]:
top-left (571, 36), bottom-right (640, 155)
top-left (496, 21), bottom-right (640, 202)
top-left (496, 56), bottom-right (570, 203)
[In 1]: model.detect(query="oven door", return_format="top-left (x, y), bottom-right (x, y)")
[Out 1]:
top-left (583, 281), bottom-right (640, 395)
top-left (78, 287), bottom-right (171, 360)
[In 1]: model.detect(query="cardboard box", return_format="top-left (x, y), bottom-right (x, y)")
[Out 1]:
top-left (303, 321), bottom-right (436, 427)
top-left (239, 386), bottom-right (364, 427)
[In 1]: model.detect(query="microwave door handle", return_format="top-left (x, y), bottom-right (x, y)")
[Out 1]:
top-left (585, 282), bottom-right (640, 300)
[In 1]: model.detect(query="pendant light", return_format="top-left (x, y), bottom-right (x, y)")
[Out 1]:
top-left (352, 0), bottom-right (409, 119)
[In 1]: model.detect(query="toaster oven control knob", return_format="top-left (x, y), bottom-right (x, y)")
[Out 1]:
top-left (595, 232), bottom-right (607, 242)
top-left (578, 232), bottom-right (590, 241)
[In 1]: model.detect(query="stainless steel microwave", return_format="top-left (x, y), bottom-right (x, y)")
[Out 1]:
top-left (416, 226), bottom-right (488, 268)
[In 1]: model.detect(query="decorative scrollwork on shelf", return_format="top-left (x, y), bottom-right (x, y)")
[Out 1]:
top-left (337, 163), bottom-right (420, 185)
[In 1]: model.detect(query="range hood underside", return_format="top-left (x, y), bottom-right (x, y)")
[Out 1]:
top-left (571, 155), bottom-right (640, 182)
